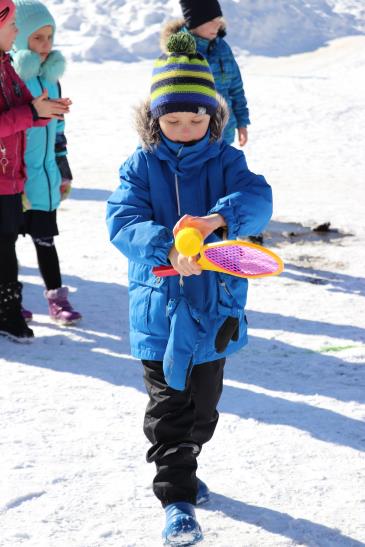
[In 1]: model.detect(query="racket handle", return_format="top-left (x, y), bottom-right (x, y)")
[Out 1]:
top-left (152, 265), bottom-right (179, 277)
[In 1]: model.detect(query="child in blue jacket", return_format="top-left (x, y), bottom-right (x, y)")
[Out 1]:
top-left (106, 33), bottom-right (272, 546)
top-left (162, 0), bottom-right (250, 147)
top-left (12, 0), bottom-right (81, 326)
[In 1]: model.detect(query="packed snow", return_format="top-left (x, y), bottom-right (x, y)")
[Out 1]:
top-left (47, 0), bottom-right (365, 61)
top-left (1, 1), bottom-right (365, 546)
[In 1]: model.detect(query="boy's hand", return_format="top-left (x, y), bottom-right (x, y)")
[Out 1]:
top-left (238, 127), bottom-right (248, 147)
top-left (173, 213), bottom-right (226, 240)
top-left (32, 89), bottom-right (72, 120)
top-left (168, 246), bottom-right (202, 277)
top-left (60, 179), bottom-right (71, 200)
top-left (21, 192), bottom-right (31, 211)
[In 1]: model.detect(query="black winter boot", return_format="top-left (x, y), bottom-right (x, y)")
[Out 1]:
top-left (0, 281), bottom-right (34, 342)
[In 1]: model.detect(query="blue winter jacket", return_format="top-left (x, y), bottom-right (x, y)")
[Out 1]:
top-left (162, 21), bottom-right (250, 144)
top-left (12, 50), bottom-right (71, 212)
top-left (106, 103), bottom-right (272, 390)
top-left (193, 32), bottom-right (250, 145)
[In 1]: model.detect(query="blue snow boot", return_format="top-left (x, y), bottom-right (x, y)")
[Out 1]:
top-left (163, 502), bottom-right (203, 546)
top-left (196, 478), bottom-right (210, 506)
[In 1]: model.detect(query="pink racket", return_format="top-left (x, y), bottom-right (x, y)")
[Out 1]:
top-left (153, 239), bottom-right (284, 279)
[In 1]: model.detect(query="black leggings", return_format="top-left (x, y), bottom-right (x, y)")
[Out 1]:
top-left (32, 237), bottom-right (62, 291)
top-left (0, 235), bottom-right (61, 290)
top-left (0, 233), bottom-right (18, 283)
top-left (142, 358), bottom-right (225, 507)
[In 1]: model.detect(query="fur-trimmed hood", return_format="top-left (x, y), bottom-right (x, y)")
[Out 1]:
top-left (134, 94), bottom-right (229, 151)
top-left (12, 49), bottom-right (66, 83)
top-left (160, 19), bottom-right (226, 53)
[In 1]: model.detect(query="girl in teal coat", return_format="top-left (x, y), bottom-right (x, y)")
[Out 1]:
top-left (107, 33), bottom-right (272, 546)
top-left (13, 0), bottom-right (81, 326)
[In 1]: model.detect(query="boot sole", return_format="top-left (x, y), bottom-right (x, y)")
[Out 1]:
top-left (163, 519), bottom-right (203, 546)
top-left (51, 317), bottom-right (82, 327)
top-left (164, 530), bottom-right (203, 546)
top-left (196, 493), bottom-right (210, 505)
top-left (0, 330), bottom-right (34, 343)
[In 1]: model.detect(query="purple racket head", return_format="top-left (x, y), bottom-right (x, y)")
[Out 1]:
top-left (203, 244), bottom-right (281, 276)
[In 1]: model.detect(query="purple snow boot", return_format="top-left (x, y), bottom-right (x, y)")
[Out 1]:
top-left (21, 305), bottom-right (33, 323)
top-left (45, 287), bottom-right (82, 326)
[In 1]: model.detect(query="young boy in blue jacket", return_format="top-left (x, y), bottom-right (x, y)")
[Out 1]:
top-left (12, 0), bottom-right (81, 326)
top-left (162, 0), bottom-right (250, 147)
top-left (106, 33), bottom-right (272, 546)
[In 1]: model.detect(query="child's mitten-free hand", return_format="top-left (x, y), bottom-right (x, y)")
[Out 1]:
top-left (21, 192), bottom-right (31, 211)
top-left (238, 127), bottom-right (248, 147)
top-left (215, 316), bottom-right (239, 353)
top-left (60, 179), bottom-right (71, 200)
top-left (173, 213), bottom-right (226, 240)
top-left (32, 89), bottom-right (71, 120)
top-left (168, 245), bottom-right (202, 277)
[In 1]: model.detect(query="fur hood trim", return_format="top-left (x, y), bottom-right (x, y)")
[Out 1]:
top-left (134, 94), bottom-right (229, 151)
top-left (160, 19), bottom-right (185, 53)
top-left (12, 49), bottom-right (66, 83)
top-left (160, 19), bottom-right (227, 52)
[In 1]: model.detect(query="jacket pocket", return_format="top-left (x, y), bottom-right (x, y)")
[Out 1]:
top-left (217, 273), bottom-right (248, 315)
top-left (129, 269), bottom-right (168, 337)
top-left (129, 283), bottom-right (152, 334)
top-left (163, 296), bottom-right (204, 391)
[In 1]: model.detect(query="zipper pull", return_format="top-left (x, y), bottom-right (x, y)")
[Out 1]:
top-left (0, 144), bottom-right (8, 174)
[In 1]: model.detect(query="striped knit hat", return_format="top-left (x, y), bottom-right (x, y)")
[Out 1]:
top-left (150, 32), bottom-right (218, 119)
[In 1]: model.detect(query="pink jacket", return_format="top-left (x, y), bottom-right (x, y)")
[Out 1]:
top-left (0, 53), bottom-right (48, 195)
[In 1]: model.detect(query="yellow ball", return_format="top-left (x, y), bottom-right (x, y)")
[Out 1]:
top-left (175, 227), bottom-right (203, 257)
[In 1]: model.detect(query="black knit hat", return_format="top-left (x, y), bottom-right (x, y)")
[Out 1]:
top-left (179, 0), bottom-right (222, 30)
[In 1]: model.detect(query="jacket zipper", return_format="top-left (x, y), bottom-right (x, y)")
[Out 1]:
top-left (37, 76), bottom-right (52, 210)
top-left (175, 145), bottom-right (184, 217)
top-left (0, 58), bottom-right (18, 191)
top-left (174, 174), bottom-right (181, 216)
top-left (175, 145), bottom-right (185, 286)
top-left (220, 280), bottom-right (233, 297)
top-left (12, 133), bottom-right (19, 190)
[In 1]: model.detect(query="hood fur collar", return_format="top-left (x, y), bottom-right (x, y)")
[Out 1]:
top-left (12, 49), bottom-right (66, 83)
top-left (134, 95), bottom-right (229, 151)
top-left (160, 19), bottom-right (226, 52)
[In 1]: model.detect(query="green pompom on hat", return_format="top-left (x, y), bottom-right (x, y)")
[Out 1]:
top-left (150, 31), bottom-right (218, 119)
top-left (166, 32), bottom-right (196, 55)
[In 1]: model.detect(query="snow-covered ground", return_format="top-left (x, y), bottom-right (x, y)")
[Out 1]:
top-left (48, 0), bottom-right (365, 61)
top-left (1, 1), bottom-right (365, 545)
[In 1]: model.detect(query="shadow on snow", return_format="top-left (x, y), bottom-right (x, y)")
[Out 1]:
top-left (1, 268), bottom-right (363, 453)
top-left (202, 494), bottom-right (364, 547)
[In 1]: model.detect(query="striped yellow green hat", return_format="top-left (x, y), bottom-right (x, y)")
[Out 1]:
top-left (150, 32), bottom-right (218, 119)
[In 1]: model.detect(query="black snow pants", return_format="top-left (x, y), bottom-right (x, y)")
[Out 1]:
top-left (142, 357), bottom-right (225, 507)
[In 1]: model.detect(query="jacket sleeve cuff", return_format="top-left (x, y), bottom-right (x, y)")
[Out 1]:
top-left (208, 204), bottom-right (238, 240)
top-left (29, 103), bottom-right (39, 121)
top-left (236, 114), bottom-right (251, 127)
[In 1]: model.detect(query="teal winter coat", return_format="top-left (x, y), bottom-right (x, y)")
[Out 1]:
top-left (106, 99), bottom-right (271, 390)
top-left (12, 50), bottom-right (72, 212)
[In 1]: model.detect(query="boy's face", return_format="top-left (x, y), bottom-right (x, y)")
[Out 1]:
top-left (190, 17), bottom-right (222, 40)
top-left (28, 25), bottom-right (53, 61)
top-left (159, 111), bottom-right (210, 143)
top-left (0, 14), bottom-right (17, 52)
